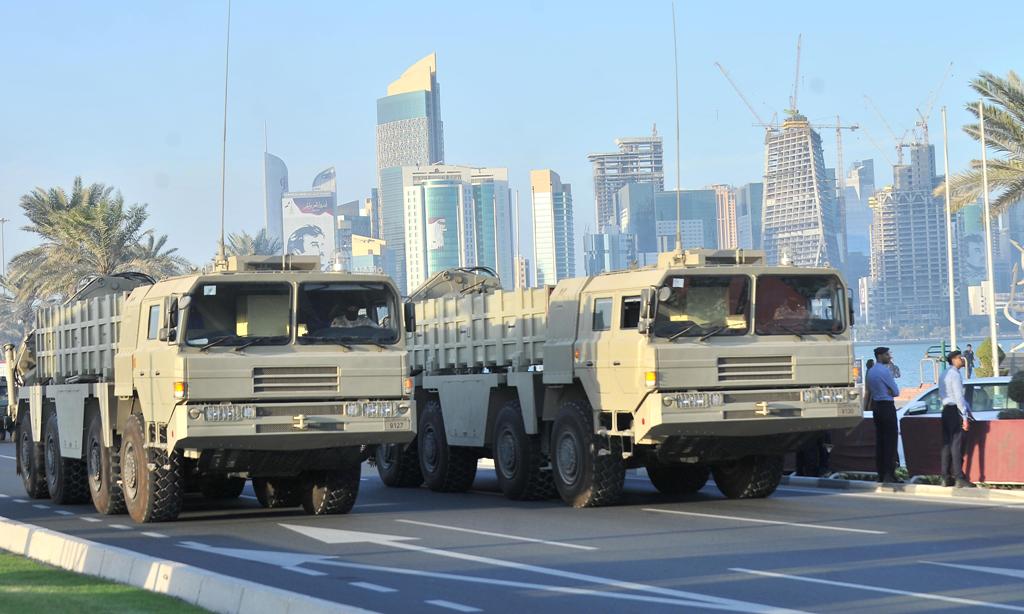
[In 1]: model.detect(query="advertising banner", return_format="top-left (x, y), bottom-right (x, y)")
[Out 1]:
top-left (282, 191), bottom-right (337, 264)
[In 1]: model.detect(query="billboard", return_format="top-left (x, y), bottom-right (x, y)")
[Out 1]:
top-left (282, 191), bottom-right (337, 264)
top-left (263, 153), bottom-right (289, 245)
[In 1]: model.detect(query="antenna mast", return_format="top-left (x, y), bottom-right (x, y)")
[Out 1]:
top-left (216, 0), bottom-right (232, 266)
top-left (671, 2), bottom-right (682, 252)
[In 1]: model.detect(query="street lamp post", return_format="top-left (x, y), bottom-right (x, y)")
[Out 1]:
top-left (0, 217), bottom-right (9, 278)
top-left (978, 101), bottom-right (1000, 374)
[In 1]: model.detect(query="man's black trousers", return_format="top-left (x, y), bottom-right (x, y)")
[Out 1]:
top-left (872, 400), bottom-right (898, 479)
top-left (941, 404), bottom-right (967, 480)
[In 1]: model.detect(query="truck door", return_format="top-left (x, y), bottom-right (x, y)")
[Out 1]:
top-left (577, 294), bottom-right (612, 410)
top-left (608, 294), bottom-right (643, 401)
top-left (133, 300), bottom-right (163, 412)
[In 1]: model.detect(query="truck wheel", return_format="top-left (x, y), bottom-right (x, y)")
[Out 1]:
top-left (199, 476), bottom-right (246, 500)
top-left (86, 412), bottom-right (125, 515)
top-left (300, 461), bottom-right (361, 515)
top-left (551, 398), bottom-right (625, 508)
top-left (493, 401), bottom-right (555, 500)
top-left (375, 442), bottom-right (423, 487)
top-left (646, 462), bottom-right (710, 495)
top-left (712, 455), bottom-right (783, 499)
top-left (253, 478), bottom-right (301, 508)
top-left (121, 414), bottom-right (184, 523)
top-left (44, 413), bottom-right (89, 505)
top-left (17, 414), bottom-right (49, 499)
top-left (418, 399), bottom-right (478, 492)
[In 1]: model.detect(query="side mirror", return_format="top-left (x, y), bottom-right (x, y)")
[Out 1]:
top-left (639, 287), bottom-right (657, 335)
top-left (848, 296), bottom-right (855, 326)
top-left (158, 327), bottom-right (176, 342)
top-left (403, 303), bottom-right (416, 335)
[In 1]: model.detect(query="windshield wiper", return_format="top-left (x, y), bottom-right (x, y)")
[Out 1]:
top-left (667, 323), bottom-right (698, 341)
top-left (234, 336), bottom-right (286, 352)
top-left (699, 325), bottom-right (727, 342)
top-left (199, 335), bottom-right (239, 352)
top-left (299, 335), bottom-right (351, 349)
top-left (336, 336), bottom-right (389, 349)
top-left (775, 323), bottom-right (805, 339)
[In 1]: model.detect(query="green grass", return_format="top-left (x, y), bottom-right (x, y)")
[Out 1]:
top-left (0, 551), bottom-right (207, 614)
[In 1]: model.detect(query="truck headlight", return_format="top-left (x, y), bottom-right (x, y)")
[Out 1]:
top-left (203, 404), bottom-right (256, 422)
top-left (345, 402), bottom-right (363, 417)
top-left (395, 403), bottom-right (410, 416)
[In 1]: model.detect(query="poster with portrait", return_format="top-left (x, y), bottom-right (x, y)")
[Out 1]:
top-left (282, 191), bottom-right (337, 264)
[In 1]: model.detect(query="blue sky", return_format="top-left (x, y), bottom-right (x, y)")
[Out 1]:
top-left (0, 0), bottom-right (1017, 267)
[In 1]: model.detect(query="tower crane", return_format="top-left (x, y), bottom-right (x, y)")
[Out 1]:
top-left (786, 34), bottom-right (802, 117)
top-left (864, 95), bottom-right (911, 164)
top-left (808, 118), bottom-right (859, 262)
top-left (714, 61), bottom-right (776, 130)
top-left (915, 62), bottom-right (954, 145)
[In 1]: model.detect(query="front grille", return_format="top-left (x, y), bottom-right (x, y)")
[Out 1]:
top-left (255, 422), bottom-right (346, 434)
top-left (255, 405), bottom-right (344, 417)
top-left (723, 390), bottom-right (801, 404)
top-left (717, 356), bottom-right (793, 382)
top-left (253, 366), bottom-right (339, 394)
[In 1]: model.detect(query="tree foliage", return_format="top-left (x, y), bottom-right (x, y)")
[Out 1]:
top-left (225, 229), bottom-right (281, 257)
top-left (974, 337), bottom-right (1006, 377)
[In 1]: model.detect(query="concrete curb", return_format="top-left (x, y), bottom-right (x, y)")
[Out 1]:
top-left (0, 515), bottom-right (376, 614)
top-left (780, 475), bottom-right (1024, 503)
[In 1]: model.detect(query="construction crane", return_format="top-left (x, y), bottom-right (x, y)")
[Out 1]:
top-left (807, 118), bottom-right (859, 262)
top-left (714, 61), bottom-right (776, 130)
top-left (864, 95), bottom-right (911, 164)
top-left (785, 34), bottom-right (802, 117)
top-left (915, 62), bottom-right (954, 145)
top-left (859, 124), bottom-right (894, 166)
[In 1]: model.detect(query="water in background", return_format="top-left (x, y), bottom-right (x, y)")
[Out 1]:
top-left (854, 337), bottom-right (1018, 387)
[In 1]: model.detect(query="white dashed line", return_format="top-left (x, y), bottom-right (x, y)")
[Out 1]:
top-left (13, 499), bottom-right (27, 503)
top-left (81, 517), bottom-right (101, 523)
top-left (731, 567), bottom-right (1024, 611)
top-left (141, 531), bottom-right (168, 539)
top-left (350, 581), bottom-right (398, 593)
top-left (396, 519), bottom-right (598, 551)
top-left (54, 510), bottom-right (74, 516)
top-left (425, 600), bottom-right (482, 612)
top-left (0, 454), bottom-right (16, 460)
top-left (108, 524), bottom-right (132, 530)
top-left (0, 493), bottom-right (9, 498)
top-left (643, 507), bottom-right (887, 535)
top-left (240, 495), bottom-right (258, 500)
top-left (284, 565), bottom-right (326, 576)
top-left (32, 504), bottom-right (50, 510)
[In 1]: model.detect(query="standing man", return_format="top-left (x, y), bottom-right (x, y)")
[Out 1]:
top-left (940, 350), bottom-right (976, 488)
top-left (963, 344), bottom-right (976, 379)
top-left (866, 347), bottom-right (901, 483)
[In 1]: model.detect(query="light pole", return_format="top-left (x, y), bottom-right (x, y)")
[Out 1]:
top-left (0, 217), bottom-right (9, 278)
top-left (978, 101), bottom-right (1000, 374)
top-left (941, 108), bottom-right (957, 350)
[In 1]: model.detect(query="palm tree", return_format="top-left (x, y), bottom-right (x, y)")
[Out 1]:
top-left (936, 70), bottom-right (1024, 215)
top-left (225, 229), bottom-right (281, 257)
top-left (8, 177), bottom-right (188, 298)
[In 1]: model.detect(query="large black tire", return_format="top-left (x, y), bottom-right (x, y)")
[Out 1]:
top-left (85, 412), bottom-right (125, 515)
top-left (253, 477), bottom-right (301, 508)
top-left (712, 455), bottom-right (784, 499)
top-left (199, 476), bottom-right (246, 500)
top-left (550, 398), bottom-right (625, 508)
top-left (17, 414), bottom-right (48, 499)
top-left (418, 399), bottom-right (477, 492)
top-left (300, 459), bottom-right (361, 515)
top-left (121, 414), bottom-right (184, 523)
top-left (493, 401), bottom-right (555, 500)
top-left (43, 413), bottom-right (89, 505)
top-left (375, 442), bottom-right (423, 487)
top-left (646, 462), bottom-right (710, 495)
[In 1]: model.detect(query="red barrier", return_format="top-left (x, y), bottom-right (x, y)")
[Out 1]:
top-left (828, 421), bottom-right (877, 473)
top-left (901, 417), bottom-right (1024, 483)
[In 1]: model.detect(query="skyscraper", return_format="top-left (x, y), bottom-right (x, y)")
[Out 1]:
top-left (761, 115), bottom-right (841, 267)
top-left (709, 184), bottom-right (738, 249)
top-left (263, 153), bottom-right (288, 247)
top-left (735, 182), bottom-right (763, 250)
top-left (653, 190), bottom-right (719, 250)
top-left (845, 160), bottom-right (875, 256)
top-left (867, 142), bottom-right (949, 329)
top-left (587, 128), bottom-right (664, 231)
top-left (531, 170), bottom-right (575, 286)
top-left (584, 227), bottom-right (637, 275)
top-left (617, 182), bottom-right (658, 255)
top-left (376, 53), bottom-right (444, 292)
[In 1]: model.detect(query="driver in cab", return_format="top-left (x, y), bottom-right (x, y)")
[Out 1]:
top-left (332, 304), bottom-right (378, 328)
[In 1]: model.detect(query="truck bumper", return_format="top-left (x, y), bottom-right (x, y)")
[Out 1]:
top-left (167, 400), bottom-right (416, 452)
top-left (634, 387), bottom-right (862, 443)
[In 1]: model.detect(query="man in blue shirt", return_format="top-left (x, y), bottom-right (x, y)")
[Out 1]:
top-left (939, 350), bottom-right (975, 488)
top-left (866, 346), bottom-right (901, 483)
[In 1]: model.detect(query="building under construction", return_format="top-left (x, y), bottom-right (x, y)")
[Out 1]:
top-left (761, 115), bottom-right (841, 267)
top-left (587, 128), bottom-right (664, 232)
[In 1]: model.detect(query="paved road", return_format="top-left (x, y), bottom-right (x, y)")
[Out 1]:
top-left (1, 440), bottom-right (1023, 613)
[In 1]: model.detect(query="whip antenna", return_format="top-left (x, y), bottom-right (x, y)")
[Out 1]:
top-left (216, 0), bottom-right (232, 266)
top-left (671, 1), bottom-right (682, 251)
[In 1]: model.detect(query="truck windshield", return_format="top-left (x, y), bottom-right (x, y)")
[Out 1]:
top-left (184, 282), bottom-right (291, 347)
top-left (296, 282), bottom-right (399, 345)
top-left (755, 275), bottom-right (845, 336)
top-left (653, 275), bottom-right (750, 338)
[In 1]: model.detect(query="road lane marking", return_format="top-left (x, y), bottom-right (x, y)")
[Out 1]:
top-left (32, 504), bottom-right (49, 510)
top-left (240, 494), bottom-right (258, 500)
top-left (54, 510), bottom-right (74, 516)
top-left (0, 454), bottom-right (16, 460)
top-left (425, 600), bottom-right (481, 612)
top-left (350, 581), bottom-right (397, 593)
top-left (642, 508), bottom-right (887, 535)
top-left (142, 531), bottom-right (167, 539)
top-left (354, 503), bottom-right (396, 508)
top-left (81, 517), bottom-right (101, 523)
top-left (285, 565), bottom-right (327, 576)
top-left (0, 494), bottom-right (8, 498)
top-left (108, 524), bottom-right (132, 530)
top-left (922, 561), bottom-right (1024, 580)
top-left (282, 524), bottom-right (800, 613)
top-left (731, 568), bottom-right (1024, 611)
top-left (13, 499), bottom-right (27, 503)
top-left (777, 486), bottom-right (1024, 510)
top-left (395, 519), bottom-right (597, 551)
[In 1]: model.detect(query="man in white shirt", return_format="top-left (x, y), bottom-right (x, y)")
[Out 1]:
top-left (939, 350), bottom-right (975, 488)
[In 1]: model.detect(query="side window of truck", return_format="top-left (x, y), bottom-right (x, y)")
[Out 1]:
top-left (147, 305), bottom-right (160, 340)
top-left (621, 296), bottom-right (641, 329)
top-left (592, 298), bottom-right (612, 331)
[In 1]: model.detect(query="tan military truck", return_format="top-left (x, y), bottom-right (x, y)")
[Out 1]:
top-left (376, 250), bottom-right (860, 507)
top-left (6, 256), bottom-right (415, 523)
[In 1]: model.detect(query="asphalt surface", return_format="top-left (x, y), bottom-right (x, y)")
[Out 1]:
top-left (1, 440), bottom-right (1023, 614)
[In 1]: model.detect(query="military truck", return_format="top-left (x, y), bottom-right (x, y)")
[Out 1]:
top-left (376, 250), bottom-right (860, 507)
top-left (5, 256), bottom-right (415, 522)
